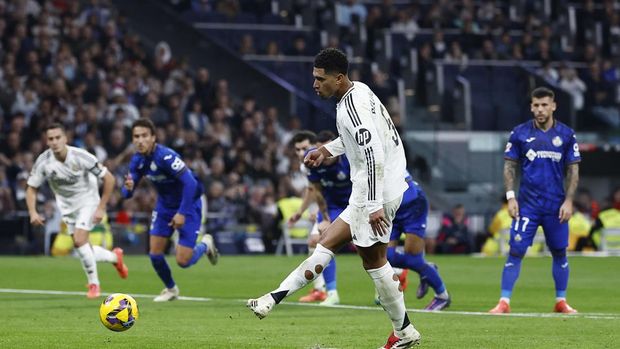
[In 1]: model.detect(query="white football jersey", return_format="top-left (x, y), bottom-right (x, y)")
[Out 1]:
top-left (324, 81), bottom-right (408, 213)
top-left (28, 146), bottom-right (108, 215)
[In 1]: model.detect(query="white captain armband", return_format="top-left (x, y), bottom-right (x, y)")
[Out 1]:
top-left (506, 190), bottom-right (515, 200)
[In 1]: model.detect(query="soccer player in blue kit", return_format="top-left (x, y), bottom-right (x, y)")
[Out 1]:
top-left (385, 171), bottom-right (450, 311)
top-left (490, 87), bottom-right (580, 314)
top-left (122, 118), bottom-right (219, 302)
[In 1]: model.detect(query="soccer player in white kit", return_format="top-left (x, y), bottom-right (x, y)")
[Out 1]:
top-left (26, 123), bottom-right (128, 298)
top-left (247, 48), bottom-right (421, 348)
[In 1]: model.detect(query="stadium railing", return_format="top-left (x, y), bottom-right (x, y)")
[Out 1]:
top-left (600, 228), bottom-right (620, 255)
top-left (275, 218), bottom-right (313, 257)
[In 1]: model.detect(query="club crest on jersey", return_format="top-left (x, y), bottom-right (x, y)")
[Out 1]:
top-left (526, 149), bottom-right (537, 161)
top-left (552, 136), bottom-right (563, 147)
top-left (355, 128), bottom-right (372, 146)
top-left (337, 171), bottom-right (346, 180)
top-left (515, 233), bottom-right (522, 242)
top-left (150, 162), bottom-right (158, 171)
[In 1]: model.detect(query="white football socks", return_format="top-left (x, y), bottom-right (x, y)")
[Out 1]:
top-left (75, 244), bottom-right (99, 285)
top-left (367, 262), bottom-right (408, 332)
top-left (308, 247), bottom-right (326, 291)
top-left (272, 244), bottom-right (334, 300)
top-left (92, 245), bottom-right (117, 263)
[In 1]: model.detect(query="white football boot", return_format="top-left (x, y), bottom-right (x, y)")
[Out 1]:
top-left (379, 324), bottom-right (421, 349)
top-left (153, 285), bottom-right (179, 302)
top-left (202, 234), bottom-right (220, 265)
top-left (246, 293), bottom-right (276, 319)
top-left (319, 290), bottom-right (340, 306)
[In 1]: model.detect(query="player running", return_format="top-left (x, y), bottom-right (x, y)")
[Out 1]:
top-left (383, 171), bottom-right (450, 311)
top-left (489, 87), bottom-right (580, 314)
top-left (122, 118), bottom-right (219, 302)
top-left (26, 123), bottom-right (128, 299)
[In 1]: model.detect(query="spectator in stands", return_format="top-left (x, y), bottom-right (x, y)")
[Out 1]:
top-left (495, 32), bottom-right (512, 60)
top-left (479, 38), bottom-right (498, 60)
top-left (585, 62), bottom-right (620, 128)
top-left (286, 35), bottom-right (309, 56)
top-left (445, 41), bottom-right (468, 68)
top-left (435, 204), bottom-right (474, 254)
top-left (264, 40), bottom-right (281, 57)
top-left (431, 30), bottom-right (447, 59)
top-left (559, 66), bottom-right (587, 112)
top-left (391, 7), bottom-right (419, 41)
top-left (584, 204), bottom-right (620, 252)
top-left (537, 59), bottom-right (559, 82)
top-left (185, 99), bottom-right (209, 135)
top-left (0, 165), bottom-right (15, 213)
top-left (335, 0), bottom-right (368, 30)
top-left (575, 188), bottom-right (600, 220)
top-left (238, 34), bottom-right (256, 55)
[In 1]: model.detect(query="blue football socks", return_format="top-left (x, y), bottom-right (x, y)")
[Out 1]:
top-left (149, 253), bottom-right (175, 289)
top-left (387, 247), bottom-right (446, 294)
top-left (180, 242), bottom-right (208, 268)
top-left (323, 258), bottom-right (337, 291)
top-left (500, 252), bottom-right (523, 299)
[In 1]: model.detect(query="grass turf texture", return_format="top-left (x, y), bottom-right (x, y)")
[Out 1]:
top-left (0, 255), bottom-right (618, 348)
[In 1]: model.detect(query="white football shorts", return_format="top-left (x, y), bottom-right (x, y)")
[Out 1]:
top-left (62, 203), bottom-right (99, 234)
top-left (339, 195), bottom-right (403, 247)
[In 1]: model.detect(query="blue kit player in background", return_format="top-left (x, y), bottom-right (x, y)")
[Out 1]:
top-left (122, 118), bottom-right (219, 302)
top-left (490, 87), bottom-right (580, 314)
top-left (384, 171), bottom-right (450, 311)
top-left (289, 130), bottom-right (352, 306)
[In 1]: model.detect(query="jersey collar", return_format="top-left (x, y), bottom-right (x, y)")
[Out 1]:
top-left (337, 82), bottom-right (355, 105)
top-left (532, 119), bottom-right (556, 132)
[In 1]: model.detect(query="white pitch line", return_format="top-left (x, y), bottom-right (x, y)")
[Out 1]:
top-left (0, 288), bottom-right (211, 302)
top-left (0, 288), bottom-right (617, 320)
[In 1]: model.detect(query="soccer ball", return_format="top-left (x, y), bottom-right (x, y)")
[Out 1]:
top-left (99, 293), bottom-right (139, 332)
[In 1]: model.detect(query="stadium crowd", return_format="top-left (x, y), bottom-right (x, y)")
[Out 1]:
top-left (182, 0), bottom-right (620, 129)
top-left (0, 0), bottom-right (309, 252)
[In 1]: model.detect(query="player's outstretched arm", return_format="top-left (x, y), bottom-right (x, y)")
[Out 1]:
top-left (94, 171), bottom-right (115, 224)
top-left (559, 163), bottom-right (579, 223)
top-left (504, 159), bottom-right (519, 219)
top-left (26, 186), bottom-right (44, 226)
top-left (289, 185), bottom-right (316, 226)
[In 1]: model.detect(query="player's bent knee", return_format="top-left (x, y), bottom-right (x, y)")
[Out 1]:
top-left (550, 248), bottom-right (567, 258)
top-left (508, 248), bottom-right (526, 259)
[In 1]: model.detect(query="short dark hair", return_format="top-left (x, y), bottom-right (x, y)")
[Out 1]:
top-left (44, 122), bottom-right (65, 133)
top-left (314, 48), bottom-right (348, 75)
top-left (317, 130), bottom-right (336, 143)
top-left (131, 117), bottom-right (156, 135)
top-left (291, 130), bottom-right (316, 145)
top-left (531, 87), bottom-right (555, 100)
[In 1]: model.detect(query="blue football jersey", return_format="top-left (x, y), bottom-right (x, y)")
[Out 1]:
top-left (307, 155), bottom-right (352, 210)
top-left (126, 144), bottom-right (203, 210)
top-left (504, 120), bottom-right (581, 206)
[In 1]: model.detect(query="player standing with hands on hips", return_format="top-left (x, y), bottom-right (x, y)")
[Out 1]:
top-left (27, 123), bottom-right (128, 299)
top-left (122, 118), bottom-right (219, 302)
top-left (490, 87), bottom-right (580, 314)
top-left (247, 48), bottom-right (421, 348)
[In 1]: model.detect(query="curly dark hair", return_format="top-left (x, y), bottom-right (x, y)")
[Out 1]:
top-left (314, 48), bottom-right (348, 75)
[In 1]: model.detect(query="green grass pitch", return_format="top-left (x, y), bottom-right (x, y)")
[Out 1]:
top-left (1, 254), bottom-right (619, 348)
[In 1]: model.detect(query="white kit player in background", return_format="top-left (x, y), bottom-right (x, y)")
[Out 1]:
top-left (26, 123), bottom-right (128, 299)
